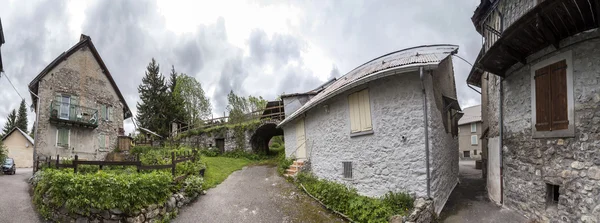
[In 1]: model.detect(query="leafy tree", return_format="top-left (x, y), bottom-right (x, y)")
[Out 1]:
top-left (0, 140), bottom-right (6, 164)
top-left (248, 96), bottom-right (267, 113)
top-left (136, 58), bottom-right (169, 137)
top-left (1, 109), bottom-right (17, 137)
top-left (226, 91), bottom-right (267, 123)
top-left (15, 99), bottom-right (28, 133)
top-left (174, 74), bottom-right (212, 125)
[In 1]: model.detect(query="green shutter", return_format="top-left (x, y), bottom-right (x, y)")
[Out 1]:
top-left (70, 96), bottom-right (79, 120)
top-left (58, 129), bottom-right (69, 147)
top-left (108, 107), bottom-right (112, 121)
top-left (100, 105), bottom-right (106, 120)
top-left (53, 94), bottom-right (62, 117)
top-left (98, 134), bottom-right (105, 149)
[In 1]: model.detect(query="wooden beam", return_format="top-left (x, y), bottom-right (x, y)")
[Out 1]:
top-left (536, 14), bottom-right (560, 49)
top-left (501, 44), bottom-right (527, 65)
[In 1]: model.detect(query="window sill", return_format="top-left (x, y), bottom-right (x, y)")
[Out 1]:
top-left (532, 128), bottom-right (575, 139)
top-left (350, 130), bottom-right (374, 138)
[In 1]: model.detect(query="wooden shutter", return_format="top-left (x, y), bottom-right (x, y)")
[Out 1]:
top-left (58, 129), bottom-right (69, 146)
top-left (550, 60), bottom-right (568, 130)
top-left (98, 134), bottom-right (105, 149)
top-left (70, 96), bottom-right (79, 120)
top-left (101, 105), bottom-right (107, 121)
top-left (359, 89), bottom-right (372, 131)
top-left (535, 66), bottom-right (552, 131)
top-left (105, 135), bottom-right (110, 149)
top-left (107, 107), bottom-right (112, 121)
top-left (348, 92), bottom-right (360, 133)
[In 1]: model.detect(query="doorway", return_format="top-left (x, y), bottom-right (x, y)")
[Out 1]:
top-left (215, 138), bottom-right (225, 153)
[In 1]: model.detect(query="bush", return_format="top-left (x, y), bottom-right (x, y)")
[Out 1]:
top-left (296, 173), bottom-right (413, 223)
top-left (34, 169), bottom-right (173, 217)
top-left (277, 152), bottom-right (293, 175)
top-left (182, 175), bottom-right (204, 197)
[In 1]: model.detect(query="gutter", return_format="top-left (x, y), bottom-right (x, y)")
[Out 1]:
top-left (419, 66), bottom-right (431, 198)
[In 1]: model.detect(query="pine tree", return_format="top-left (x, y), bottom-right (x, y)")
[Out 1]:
top-left (15, 99), bottom-right (28, 133)
top-left (136, 58), bottom-right (169, 137)
top-left (168, 66), bottom-right (187, 125)
top-left (30, 123), bottom-right (35, 139)
top-left (1, 109), bottom-right (17, 137)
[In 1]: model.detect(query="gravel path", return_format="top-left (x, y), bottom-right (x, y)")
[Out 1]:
top-left (174, 165), bottom-right (345, 223)
top-left (0, 168), bottom-right (43, 223)
top-left (439, 160), bottom-right (527, 223)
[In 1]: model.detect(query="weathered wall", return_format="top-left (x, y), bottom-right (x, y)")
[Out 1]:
top-left (282, 95), bottom-right (311, 117)
top-left (3, 131), bottom-right (33, 168)
top-left (35, 45), bottom-right (125, 160)
top-left (283, 120), bottom-right (298, 158)
top-left (495, 30), bottom-right (600, 222)
top-left (425, 58), bottom-right (459, 214)
top-left (180, 127), bottom-right (254, 152)
top-left (497, 0), bottom-right (536, 30)
top-left (458, 122), bottom-right (483, 159)
top-left (299, 72), bottom-right (428, 198)
top-left (487, 137), bottom-right (501, 205)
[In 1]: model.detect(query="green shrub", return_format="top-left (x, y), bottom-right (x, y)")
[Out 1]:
top-left (198, 148), bottom-right (219, 157)
top-left (182, 175), bottom-right (204, 197)
top-left (130, 145), bottom-right (156, 155)
top-left (277, 152), bottom-right (293, 175)
top-left (296, 173), bottom-right (413, 223)
top-left (34, 169), bottom-right (173, 217)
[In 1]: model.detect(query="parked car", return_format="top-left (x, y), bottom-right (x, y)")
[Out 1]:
top-left (2, 158), bottom-right (16, 175)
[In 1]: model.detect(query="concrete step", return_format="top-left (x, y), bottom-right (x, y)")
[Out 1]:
top-left (289, 165), bottom-right (303, 171)
top-left (285, 169), bottom-right (298, 175)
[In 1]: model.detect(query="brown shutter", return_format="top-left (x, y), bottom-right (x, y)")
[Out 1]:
top-left (550, 60), bottom-right (568, 130)
top-left (535, 66), bottom-right (552, 131)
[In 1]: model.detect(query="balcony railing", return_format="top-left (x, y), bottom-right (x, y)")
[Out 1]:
top-left (480, 4), bottom-right (503, 55)
top-left (49, 100), bottom-right (99, 128)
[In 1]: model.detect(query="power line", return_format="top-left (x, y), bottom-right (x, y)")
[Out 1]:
top-left (0, 71), bottom-right (28, 106)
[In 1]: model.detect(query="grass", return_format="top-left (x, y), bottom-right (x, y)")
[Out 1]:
top-left (201, 156), bottom-right (254, 189)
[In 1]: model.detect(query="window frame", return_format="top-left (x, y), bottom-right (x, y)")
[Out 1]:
top-left (471, 135), bottom-right (478, 145)
top-left (348, 88), bottom-right (373, 137)
top-left (530, 51), bottom-right (575, 138)
top-left (470, 123), bottom-right (477, 133)
top-left (59, 95), bottom-right (71, 120)
top-left (56, 128), bottom-right (70, 148)
top-left (342, 161), bottom-right (353, 179)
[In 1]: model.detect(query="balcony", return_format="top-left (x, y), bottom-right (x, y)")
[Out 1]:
top-left (49, 100), bottom-right (99, 128)
top-left (475, 0), bottom-right (600, 76)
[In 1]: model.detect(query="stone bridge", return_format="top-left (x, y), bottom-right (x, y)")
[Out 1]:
top-left (176, 101), bottom-right (285, 154)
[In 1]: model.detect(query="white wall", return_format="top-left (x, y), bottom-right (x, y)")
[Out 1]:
top-left (487, 137), bottom-right (501, 205)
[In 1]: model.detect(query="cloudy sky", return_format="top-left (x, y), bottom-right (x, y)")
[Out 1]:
top-left (0, 0), bottom-right (482, 134)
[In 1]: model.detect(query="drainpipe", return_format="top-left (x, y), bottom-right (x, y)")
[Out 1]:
top-left (499, 77), bottom-right (504, 204)
top-left (29, 89), bottom-right (41, 173)
top-left (419, 66), bottom-right (431, 198)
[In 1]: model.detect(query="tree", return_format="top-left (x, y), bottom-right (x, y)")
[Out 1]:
top-left (30, 123), bottom-right (35, 139)
top-left (1, 109), bottom-right (17, 137)
top-left (136, 58), bottom-right (169, 137)
top-left (0, 140), bottom-right (6, 164)
top-left (15, 99), bottom-right (28, 133)
top-left (225, 91), bottom-right (267, 124)
top-left (167, 66), bottom-right (187, 125)
top-left (248, 96), bottom-right (267, 113)
top-left (174, 74), bottom-right (212, 125)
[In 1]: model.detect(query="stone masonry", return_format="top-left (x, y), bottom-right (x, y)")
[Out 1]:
top-left (34, 41), bottom-right (127, 161)
top-left (487, 28), bottom-right (600, 221)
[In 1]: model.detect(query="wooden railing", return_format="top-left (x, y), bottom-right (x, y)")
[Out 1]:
top-left (481, 3), bottom-right (503, 55)
top-left (173, 104), bottom-right (285, 137)
top-left (35, 149), bottom-right (200, 182)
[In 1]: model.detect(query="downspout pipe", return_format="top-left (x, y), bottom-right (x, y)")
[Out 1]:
top-left (419, 66), bottom-right (431, 198)
top-left (499, 77), bottom-right (504, 204)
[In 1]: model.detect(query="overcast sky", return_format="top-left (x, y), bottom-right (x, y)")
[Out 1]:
top-left (0, 0), bottom-right (482, 134)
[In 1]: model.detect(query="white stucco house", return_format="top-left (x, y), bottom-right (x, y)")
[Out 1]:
top-left (278, 45), bottom-right (463, 214)
top-left (2, 128), bottom-right (34, 168)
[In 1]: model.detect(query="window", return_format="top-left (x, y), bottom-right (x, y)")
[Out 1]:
top-left (471, 123), bottom-right (477, 133)
top-left (342, 162), bottom-right (353, 179)
top-left (59, 95), bottom-right (70, 120)
top-left (98, 134), bottom-right (110, 149)
top-left (463, 151), bottom-right (470, 158)
top-left (348, 89), bottom-right (372, 134)
top-left (546, 183), bottom-right (560, 208)
top-left (474, 150), bottom-right (478, 155)
top-left (531, 51), bottom-right (574, 138)
top-left (56, 128), bottom-right (69, 147)
top-left (100, 105), bottom-right (112, 121)
top-left (471, 135), bottom-right (478, 145)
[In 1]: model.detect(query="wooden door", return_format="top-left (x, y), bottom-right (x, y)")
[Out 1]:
top-left (216, 138), bottom-right (225, 153)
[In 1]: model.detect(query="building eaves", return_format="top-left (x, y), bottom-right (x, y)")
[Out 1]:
top-left (27, 34), bottom-right (132, 119)
top-left (278, 44), bottom-right (459, 127)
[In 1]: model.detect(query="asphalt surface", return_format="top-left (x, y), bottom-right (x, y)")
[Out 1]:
top-left (174, 165), bottom-right (345, 223)
top-left (0, 168), bottom-right (43, 223)
top-left (439, 160), bottom-right (527, 223)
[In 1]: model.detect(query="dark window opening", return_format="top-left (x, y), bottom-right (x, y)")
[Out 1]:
top-left (343, 162), bottom-right (352, 179)
top-left (463, 151), bottom-right (471, 158)
top-left (546, 183), bottom-right (560, 207)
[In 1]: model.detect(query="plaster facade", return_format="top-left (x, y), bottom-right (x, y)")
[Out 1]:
top-left (34, 45), bottom-right (126, 160)
top-left (3, 129), bottom-right (34, 168)
top-left (283, 59), bottom-right (459, 214)
top-left (458, 122), bottom-right (483, 159)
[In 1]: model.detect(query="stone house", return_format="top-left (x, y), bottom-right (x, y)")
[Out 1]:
top-left (2, 128), bottom-right (34, 168)
top-left (28, 34), bottom-right (132, 161)
top-left (467, 0), bottom-right (600, 221)
top-left (279, 45), bottom-right (463, 214)
top-left (458, 105), bottom-right (482, 159)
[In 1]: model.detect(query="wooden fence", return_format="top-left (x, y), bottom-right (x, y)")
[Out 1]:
top-left (35, 149), bottom-right (200, 182)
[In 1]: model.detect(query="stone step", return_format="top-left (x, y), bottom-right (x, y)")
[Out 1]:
top-left (289, 165), bottom-right (302, 171)
top-left (285, 169), bottom-right (298, 175)
top-left (293, 160), bottom-right (305, 166)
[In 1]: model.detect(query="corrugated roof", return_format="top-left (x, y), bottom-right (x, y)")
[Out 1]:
top-left (458, 105), bottom-right (482, 125)
top-left (278, 44), bottom-right (459, 127)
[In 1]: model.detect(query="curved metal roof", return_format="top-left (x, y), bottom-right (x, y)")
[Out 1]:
top-left (278, 44), bottom-right (459, 127)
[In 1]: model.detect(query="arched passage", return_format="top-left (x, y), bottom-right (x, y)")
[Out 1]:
top-left (250, 122), bottom-right (283, 155)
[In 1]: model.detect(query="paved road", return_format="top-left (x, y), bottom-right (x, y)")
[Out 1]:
top-left (175, 165), bottom-right (345, 223)
top-left (0, 168), bottom-right (43, 223)
top-left (439, 160), bottom-right (527, 223)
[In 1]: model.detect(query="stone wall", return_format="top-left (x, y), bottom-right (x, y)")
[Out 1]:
top-left (35, 45), bottom-right (126, 161)
top-left (179, 127), bottom-right (254, 152)
top-left (299, 72), bottom-right (429, 198)
top-left (43, 192), bottom-right (198, 223)
top-left (424, 58), bottom-right (459, 214)
top-left (497, 0), bottom-right (536, 30)
top-left (388, 198), bottom-right (435, 223)
top-left (492, 30), bottom-right (600, 222)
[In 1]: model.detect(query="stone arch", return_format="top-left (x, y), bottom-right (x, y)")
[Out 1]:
top-left (250, 121), bottom-right (283, 155)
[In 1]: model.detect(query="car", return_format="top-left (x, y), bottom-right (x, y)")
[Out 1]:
top-left (2, 158), bottom-right (16, 175)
